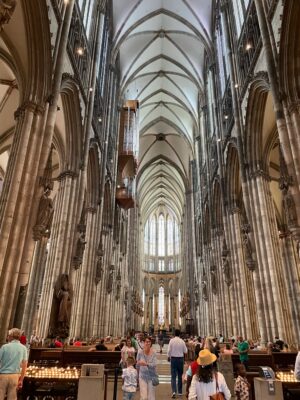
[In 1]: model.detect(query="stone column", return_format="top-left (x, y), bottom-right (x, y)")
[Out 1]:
top-left (0, 102), bottom-right (47, 342)
top-left (254, 0), bottom-right (300, 199)
top-left (21, 237), bottom-right (48, 335)
top-left (36, 171), bottom-right (79, 338)
top-left (71, 206), bottom-right (98, 338)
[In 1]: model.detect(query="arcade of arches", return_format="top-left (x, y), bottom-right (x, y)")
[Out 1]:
top-left (0, 0), bottom-right (300, 348)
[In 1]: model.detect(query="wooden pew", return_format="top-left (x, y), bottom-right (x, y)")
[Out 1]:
top-left (28, 348), bottom-right (121, 369)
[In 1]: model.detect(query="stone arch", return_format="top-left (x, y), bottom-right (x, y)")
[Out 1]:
top-left (244, 74), bottom-right (270, 172)
top-left (60, 78), bottom-right (83, 172)
top-left (1, 0), bottom-right (52, 103)
top-left (279, 0), bottom-right (300, 103)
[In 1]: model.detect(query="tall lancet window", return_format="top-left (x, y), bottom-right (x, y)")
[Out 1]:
top-left (167, 215), bottom-right (173, 256)
top-left (158, 214), bottom-right (165, 256)
top-left (158, 286), bottom-right (165, 324)
top-left (149, 216), bottom-right (156, 255)
top-left (174, 220), bottom-right (180, 255)
top-left (144, 220), bottom-right (149, 254)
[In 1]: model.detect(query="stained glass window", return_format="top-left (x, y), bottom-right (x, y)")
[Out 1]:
top-left (158, 286), bottom-right (164, 324)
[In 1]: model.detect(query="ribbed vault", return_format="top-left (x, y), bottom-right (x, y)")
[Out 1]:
top-left (112, 0), bottom-right (212, 223)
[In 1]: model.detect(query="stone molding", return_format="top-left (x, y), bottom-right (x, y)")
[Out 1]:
top-left (57, 170), bottom-right (78, 181)
top-left (249, 169), bottom-right (271, 181)
top-left (14, 101), bottom-right (45, 120)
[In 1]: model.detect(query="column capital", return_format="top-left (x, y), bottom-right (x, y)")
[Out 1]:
top-left (249, 169), bottom-right (271, 181)
top-left (14, 100), bottom-right (45, 120)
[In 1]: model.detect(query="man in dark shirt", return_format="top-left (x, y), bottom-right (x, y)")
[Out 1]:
top-left (95, 339), bottom-right (108, 350)
top-left (275, 336), bottom-right (284, 350)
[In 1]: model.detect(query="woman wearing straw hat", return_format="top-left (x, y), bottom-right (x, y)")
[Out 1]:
top-left (188, 349), bottom-right (231, 399)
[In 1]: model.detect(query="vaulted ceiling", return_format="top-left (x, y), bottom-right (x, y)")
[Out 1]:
top-left (112, 0), bottom-right (213, 223)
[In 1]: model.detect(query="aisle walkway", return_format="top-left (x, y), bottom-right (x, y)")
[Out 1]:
top-left (107, 344), bottom-right (184, 399)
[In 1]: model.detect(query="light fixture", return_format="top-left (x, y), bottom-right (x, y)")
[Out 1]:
top-left (217, 138), bottom-right (221, 142)
top-left (234, 83), bottom-right (239, 88)
top-left (76, 47), bottom-right (84, 56)
top-left (89, 87), bottom-right (93, 92)
top-left (224, 114), bottom-right (229, 120)
top-left (98, 117), bottom-right (102, 122)
top-left (245, 42), bottom-right (252, 51)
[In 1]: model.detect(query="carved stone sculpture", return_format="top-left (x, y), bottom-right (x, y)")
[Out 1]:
top-left (55, 274), bottom-right (72, 328)
top-left (241, 225), bottom-right (256, 271)
top-left (95, 256), bottom-right (103, 284)
top-left (73, 231), bottom-right (87, 268)
top-left (33, 188), bottom-right (54, 241)
top-left (0, 0), bottom-right (16, 30)
top-left (106, 265), bottom-right (114, 294)
top-left (202, 280), bottom-right (208, 301)
top-left (210, 265), bottom-right (217, 295)
top-left (282, 188), bottom-right (298, 228)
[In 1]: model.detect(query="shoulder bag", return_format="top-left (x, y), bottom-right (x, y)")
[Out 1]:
top-left (143, 352), bottom-right (159, 386)
top-left (209, 373), bottom-right (225, 400)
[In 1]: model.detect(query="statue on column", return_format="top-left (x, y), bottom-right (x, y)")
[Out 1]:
top-left (33, 188), bottom-right (54, 240)
top-left (201, 279), bottom-right (208, 301)
top-left (106, 265), bottom-right (114, 294)
top-left (210, 265), bottom-right (217, 295)
top-left (72, 231), bottom-right (87, 268)
top-left (241, 224), bottom-right (256, 271)
top-left (0, 0), bottom-right (16, 29)
top-left (33, 148), bottom-right (54, 241)
top-left (55, 274), bottom-right (72, 330)
top-left (222, 257), bottom-right (232, 286)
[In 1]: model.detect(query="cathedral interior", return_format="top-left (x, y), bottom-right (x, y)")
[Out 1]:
top-left (0, 0), bottom-right (300, 348)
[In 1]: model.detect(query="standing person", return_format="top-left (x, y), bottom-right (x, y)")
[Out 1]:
top-left (234, 363), bottom-right (250, 400)
top-left (237, 336), bottom-right (249, 370)
top-left (188, 349), bottom-right (231, 400)
top-left (167, 329), bottom-right (187, 398)
top-left (137, 333), bottom-right (145, 353)
top-left (158, 330), bottom-right (164, 354)
top-left (121, 337), bottom-right (136, 368)
top-left (19, 331), bottom-right (26, 346)
top-left (122, 356), bottom-right (138, 400)
top-left (29, 331), bottom-right (39, 347)
top-left (0, 328), bottom-right (28, 400)
top-left (136, 337), bottom-right (157, 400)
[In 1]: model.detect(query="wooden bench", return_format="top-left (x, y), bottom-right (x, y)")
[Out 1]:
top-left (29, 348), bottom-right (121, 369)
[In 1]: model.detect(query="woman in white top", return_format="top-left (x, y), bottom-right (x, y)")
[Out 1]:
top-left (120, 336), bottom-right (136, 368)
top-left (188, 349), bottom-right (231, 400)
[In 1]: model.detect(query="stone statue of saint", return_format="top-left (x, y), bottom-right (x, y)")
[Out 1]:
top-left (222, 257), bottom-right (232, 286)
top-left (202, 280), bottom-right (208, 301)
top-left (210, 265), bottom-right (217, 294)
top-left (73, 231), bottom-right (87, 267)
top-left (106, 265), bottom-right (114, 293)
top-left (56, 274), bottom-right (72, 328)
top-left (95, 256), bottom-right (103, 284)
top-left (33, 188), bottom-right (54, 240)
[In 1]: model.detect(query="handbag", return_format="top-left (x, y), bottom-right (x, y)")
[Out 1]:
top-left (209, 373), bottom-right (225, 400)
top-left (151, 371), bottom-right (160, 386)
top-left (143, 353), bottom-right (159, 386)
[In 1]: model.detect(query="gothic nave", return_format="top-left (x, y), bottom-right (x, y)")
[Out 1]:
top-left (0, 0), bottom-right (300, 349)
